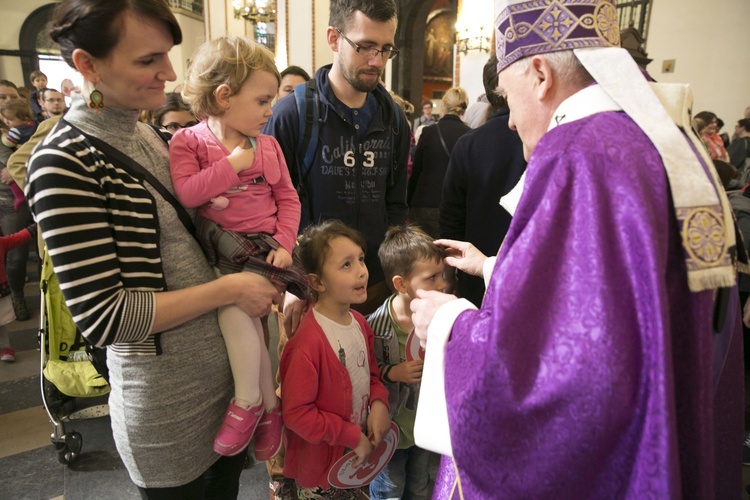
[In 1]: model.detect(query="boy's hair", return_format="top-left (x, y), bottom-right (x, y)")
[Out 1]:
top-left (329, 0), bottom-right (397, 31)
top-left (378, 225), bottom-right (445, 291)
top-left (280, 65), bottom-right (310, 82)
top-left (182, 36), bottom-right (280, 119)
top-left (737, 118), bottom-right (750, 134)
top-left (298, 220), bottom-right (367, 280)
top-left (29, 70), bottom-right (47, 82)
top-left (0, 98), bottom-right (34, 123)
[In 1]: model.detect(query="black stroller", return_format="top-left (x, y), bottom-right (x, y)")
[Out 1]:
top-left (39, 247), bottom-right (110, 465)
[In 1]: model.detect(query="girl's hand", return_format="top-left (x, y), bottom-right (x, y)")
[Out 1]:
top-left (352, 433), bottom-right (373, 467)
top-left (366, 400), bottom-right (390, 448)
top-left (227, 144), bottom-right (255, 174)
top-left (267, 247), bottom-right (293, 269)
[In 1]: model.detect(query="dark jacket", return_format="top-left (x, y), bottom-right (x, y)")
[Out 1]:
top-left (407, 114), bottom-right (470, 208)
top-left (262, 65), bottom-right (409, 286)
top-left (439, 109), bottom-right (526, 307)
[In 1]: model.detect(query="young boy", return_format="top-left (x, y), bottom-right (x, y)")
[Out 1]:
top-left (367, 225), bottom-right (446, 500)
top-left (28, 70), bottom-right (47, 120)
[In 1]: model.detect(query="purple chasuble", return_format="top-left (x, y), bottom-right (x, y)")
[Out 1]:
top-left (433, 111), bottom-right (743, 499)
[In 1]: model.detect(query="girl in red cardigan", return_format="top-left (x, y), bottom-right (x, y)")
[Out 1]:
top-left (280, 221), bottom-right (390, 498)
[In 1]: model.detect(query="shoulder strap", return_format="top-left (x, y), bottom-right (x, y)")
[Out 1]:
top-left (435, 121), bottom-right (451, 158)
top-left (64, 120), bottom-right (197, 238)
top-left (295, 79), bottom-right (320, 180)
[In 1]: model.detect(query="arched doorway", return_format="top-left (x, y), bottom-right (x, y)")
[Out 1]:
top-left (19, 3), bottom-right (81, 93)
top-left (392, 0), bottom-right (457, 108)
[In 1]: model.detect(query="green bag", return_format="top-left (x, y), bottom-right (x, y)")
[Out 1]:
top-left (41, 247), bottom-right (110, 398)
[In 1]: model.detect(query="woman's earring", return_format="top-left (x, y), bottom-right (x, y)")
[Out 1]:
top-left (88, 88), bottom-right (104, 110)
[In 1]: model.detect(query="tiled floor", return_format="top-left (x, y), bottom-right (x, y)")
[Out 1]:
top-left (0, 269), bottom-right (275, 499)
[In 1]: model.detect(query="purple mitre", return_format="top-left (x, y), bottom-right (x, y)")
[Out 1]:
top-left (495, 0), bottom-right (620, 73)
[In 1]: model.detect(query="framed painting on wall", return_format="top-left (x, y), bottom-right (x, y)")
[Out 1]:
top-left (424, 10), bottom-right (455, 80)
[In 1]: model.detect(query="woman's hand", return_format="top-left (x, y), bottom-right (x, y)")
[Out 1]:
top-left (151, 271), bottom-right (281, 334)
top-left (228, 272), bottom-right (283, 318)
top-left (433, 239), bottom-right (488, 277)
top-left (267, 246), bottom-right (293, 269)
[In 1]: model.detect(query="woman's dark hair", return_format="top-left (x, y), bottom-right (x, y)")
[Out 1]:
top-left (50, 0), bottom-right (182, 69)
top-left (280, 65), bottom-right (311, 82)
top-left (694, 111), bottom-right (717, 126)
top-left (151, 92), bottom-right (193, 126)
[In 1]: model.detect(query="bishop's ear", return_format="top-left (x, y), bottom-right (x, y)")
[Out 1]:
top-left (530, 55), bottom-right (554, 102)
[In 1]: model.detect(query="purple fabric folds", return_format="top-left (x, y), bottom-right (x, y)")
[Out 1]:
top-left (434, 111), bottom-right (743, 498)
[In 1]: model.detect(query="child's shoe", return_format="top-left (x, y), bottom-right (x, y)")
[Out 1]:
top-left (213, 399), bottom-right (263, 456)
top-left (253, 405), bottom-right (283, 461)
top-left (1, 347), bottom-right (15, 363)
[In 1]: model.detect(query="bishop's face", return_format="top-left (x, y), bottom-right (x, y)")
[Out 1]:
top-left (497, 61), bottom-right (553, 160)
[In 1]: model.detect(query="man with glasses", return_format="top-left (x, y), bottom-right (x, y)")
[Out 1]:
top-left (39, 88), bottom-right (67, 119)
top-left (264, 0), bottom-right (408, 327)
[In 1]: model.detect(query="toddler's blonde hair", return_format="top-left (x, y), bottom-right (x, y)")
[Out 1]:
top-left (182, 36), bottom-right (280, 119)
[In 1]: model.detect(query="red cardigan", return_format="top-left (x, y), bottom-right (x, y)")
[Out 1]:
top-left (280, 308), bottom-right (390, 489)
top-left (0, 226), bottom-right (33, 298)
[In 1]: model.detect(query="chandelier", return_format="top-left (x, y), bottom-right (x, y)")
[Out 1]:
top-left (232, 0), bottom-right (276, 23)
top-left (455, 25), bottom-right (491, 55)
top-left (455, 2), bottom-right (492, 55)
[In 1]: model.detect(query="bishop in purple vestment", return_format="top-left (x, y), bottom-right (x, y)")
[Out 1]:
top-left (411, 1), bottom-right (744, 498)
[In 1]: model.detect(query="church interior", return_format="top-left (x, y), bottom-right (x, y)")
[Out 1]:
top-left (1, 0), bottom-right (749, 498)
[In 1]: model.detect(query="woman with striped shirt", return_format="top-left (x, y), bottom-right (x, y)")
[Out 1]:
top-left (26, 0), bottom-right (282, 497)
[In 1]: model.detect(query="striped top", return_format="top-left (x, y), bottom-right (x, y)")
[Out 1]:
top-left (27, 119), bottom-right (163, 355)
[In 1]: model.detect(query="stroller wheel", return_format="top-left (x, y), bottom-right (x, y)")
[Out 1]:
top-left (56, 431), bottom-right (83, 465)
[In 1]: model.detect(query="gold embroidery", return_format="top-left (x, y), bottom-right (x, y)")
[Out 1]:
top-left (680, 206), bottom-right (728, 267)
top-left (593, 1), bottom-right (620, 46)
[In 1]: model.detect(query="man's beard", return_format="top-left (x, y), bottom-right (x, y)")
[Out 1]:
top-left (340, 61), bottom-right (379, 93)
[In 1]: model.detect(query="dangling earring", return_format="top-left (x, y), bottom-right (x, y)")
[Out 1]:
top-left (88, 88), bottom-right (104, 110)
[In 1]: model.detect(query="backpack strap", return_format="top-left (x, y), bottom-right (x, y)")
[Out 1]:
top-left (294, 79), bottom-right (320, 180)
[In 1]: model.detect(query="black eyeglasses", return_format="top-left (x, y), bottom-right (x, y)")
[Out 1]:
top-left (336, 29), bottom-right (399, 60)
top-left (164, 121), bottom-right (198, 133)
